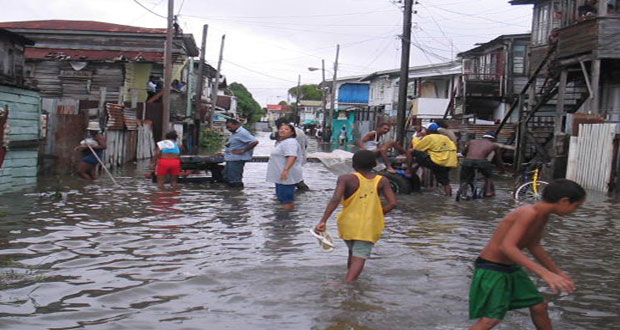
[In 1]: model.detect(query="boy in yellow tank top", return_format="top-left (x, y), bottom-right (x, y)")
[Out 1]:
top-left (314, 150), bottom-right (398, 283)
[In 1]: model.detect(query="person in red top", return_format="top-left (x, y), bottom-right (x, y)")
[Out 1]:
top-left (153, 130), bottom-right (183, 190)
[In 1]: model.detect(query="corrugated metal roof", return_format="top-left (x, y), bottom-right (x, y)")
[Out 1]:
top-left (25, 48), bottom-right (163, 62)
top-left (106, 103), bottom-right (125, 130)
top-left (0, 28), bottom-right (34, 45)
top-left (124, 108), bottom-right (138, 131)
top-left (299, 100), bottom-right (322, 107)
top-left (0, 20), bottom-right (167, 34)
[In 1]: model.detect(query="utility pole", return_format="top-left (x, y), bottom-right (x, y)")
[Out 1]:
top-left (162, 0), bottom-right (174, 137)
top-left (195, 24), bottom-right (208, 123)
top-left (320, 59), bottom-right (327, 134)
top-left (295, 74), bottom-right (301, 124)
top-left (396, 0), bottom-right (413, 146)
top-left (209, 34), bottom-right (225, 128)
top-left (328, 44), bottom-right (340, 139)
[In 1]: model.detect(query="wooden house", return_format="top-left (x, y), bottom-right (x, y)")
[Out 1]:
top-left (456, 34), bottom-right (531, 121)
top-left (0, 28), bottom-right (41, 193)
top-left (505, 0), bottom-right (620, 180)
top-left (0, 20), bottom-right (199, 102)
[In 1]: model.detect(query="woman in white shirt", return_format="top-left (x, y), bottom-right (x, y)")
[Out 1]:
top-left (266, 123), bottom-right (303, 210)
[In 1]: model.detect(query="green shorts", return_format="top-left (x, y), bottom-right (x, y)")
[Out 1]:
top-left (469, 257), bottom-right (544, 320)
top-left (343, 240), bottom-right (374, 259)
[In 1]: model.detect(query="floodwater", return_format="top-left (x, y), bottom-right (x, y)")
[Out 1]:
top-left (0, 132), bottom-right (618, 329)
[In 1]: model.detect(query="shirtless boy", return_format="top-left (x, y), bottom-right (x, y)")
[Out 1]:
top-left (460, 131), bottom-right (504, 197)
top-left (315, 150), bottom-right (397, 283)
top-left (358, 123), bottom-right (406, 173)
top-left (469, 179), bottom-right (586, 330)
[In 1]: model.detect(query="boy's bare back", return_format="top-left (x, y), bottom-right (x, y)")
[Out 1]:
top-left (479, 204), bottom-right (548, 265)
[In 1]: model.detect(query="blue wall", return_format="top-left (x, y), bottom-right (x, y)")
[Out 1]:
top-left (338, 83), bottom-right (369, 104)
top-left (0, 85), bottom-right (41, 193)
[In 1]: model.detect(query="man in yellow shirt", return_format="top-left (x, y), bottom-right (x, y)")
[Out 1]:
top-left (314, 150), bottom-right (398, 283)
top-left (409, 123), bottom-right (458, 196)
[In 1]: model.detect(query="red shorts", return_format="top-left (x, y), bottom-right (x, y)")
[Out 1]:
top-left (156, 158), bottom-right (181, 176)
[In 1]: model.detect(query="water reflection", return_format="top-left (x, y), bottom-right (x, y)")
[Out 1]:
top-left (0, 132), bottom-right (618, 329)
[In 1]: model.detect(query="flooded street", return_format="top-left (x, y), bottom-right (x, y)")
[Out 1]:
top-left (0, 132), bottom-right (618, 329)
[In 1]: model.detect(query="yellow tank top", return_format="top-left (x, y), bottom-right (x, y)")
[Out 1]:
top-left (337, 173), bottom-right (385, 243)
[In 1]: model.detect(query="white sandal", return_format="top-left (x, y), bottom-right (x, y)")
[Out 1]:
top-left (309, 228), bottom-right (334, 252)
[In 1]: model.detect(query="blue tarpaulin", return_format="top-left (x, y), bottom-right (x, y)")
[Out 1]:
top-left (338, 83), bottom-right (369, 104)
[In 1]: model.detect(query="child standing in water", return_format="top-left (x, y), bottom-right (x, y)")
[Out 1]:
top-left (314, 150), bottom-right (397, 283)
top-left (469, 179), bottom-right (586, 330)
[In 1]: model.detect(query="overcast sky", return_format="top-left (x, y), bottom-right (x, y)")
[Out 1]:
top-left (0, 0), bottom-right (534, 106)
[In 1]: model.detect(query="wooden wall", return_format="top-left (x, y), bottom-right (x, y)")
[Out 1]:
top-left (31, 60), bottom-right (124, 100)
top-left (0, 85), bottom-right (41, 193)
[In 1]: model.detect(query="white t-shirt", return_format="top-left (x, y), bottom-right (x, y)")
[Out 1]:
top-left (266, 138), bottom-right (303, 185)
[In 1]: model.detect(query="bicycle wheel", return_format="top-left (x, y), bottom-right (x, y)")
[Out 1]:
top-left (456, 182), bottom-right (475, 201)
top-left (514, 180), bottom-right (549, 201)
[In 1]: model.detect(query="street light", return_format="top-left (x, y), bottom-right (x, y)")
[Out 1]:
top-left (308, 44), bottom-right (339, 143)
top-left (308, 62), bottom-right (328, 140)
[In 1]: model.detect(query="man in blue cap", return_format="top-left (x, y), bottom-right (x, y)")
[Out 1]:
top-left (408, 122), bottom-right (458, 196)
top-left (460, 131), bottom-right (504, 197)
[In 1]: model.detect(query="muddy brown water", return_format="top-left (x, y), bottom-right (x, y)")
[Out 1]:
top-left (0, 133), bottom-right (618, 329)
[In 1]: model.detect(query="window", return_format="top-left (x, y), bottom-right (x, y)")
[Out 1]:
top-left (533, 2), bottom-right (551, 44)
top-left (513, 45), bottom-right (527, 75)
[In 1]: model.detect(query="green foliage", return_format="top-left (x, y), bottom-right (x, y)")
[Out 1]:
top-left (278, 100), bottom-right (288, 105)
top-left (288, 84), bottom-right (323, 101)
top-left (201, 128), bottom-right (225, 154)
top-left (229, 82), bottom-right (262, 123)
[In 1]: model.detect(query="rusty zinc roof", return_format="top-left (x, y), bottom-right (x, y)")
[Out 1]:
top-left (124, 108), bottom-right (138, 131)
top-left (0, 20), bottom-right (168, 34)
top-left (106, 103), bottom-right (125, 130)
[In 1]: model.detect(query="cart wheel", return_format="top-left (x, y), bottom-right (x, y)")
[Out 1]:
top-left (382, 172), bottom-right (412, 194)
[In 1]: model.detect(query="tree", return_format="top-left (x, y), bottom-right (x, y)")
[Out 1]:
top-left (229, 82), bottom-right (263, 123)
top-left (288, 84), bottom-right (323, 101)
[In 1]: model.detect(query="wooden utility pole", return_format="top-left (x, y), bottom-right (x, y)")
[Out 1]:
top-left (396, 0), bottom-right (413, 146)
top-left (162, 0), bottom-right (174, 136)
top-left (194, 24), bottom-right (208, 122)
top-left (320, 59), bottom-right (327, 134)
top-left (328, 44), bottom-right (339, 136)
top-left (209, 35), bottom-right (225, 127)
top-left (295, 74), bottom-right (301, 124)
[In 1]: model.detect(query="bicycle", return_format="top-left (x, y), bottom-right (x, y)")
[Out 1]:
top-left (455, 162), bottom-right (490, 201)
top-left (513, 161), bottom-right (549, 201)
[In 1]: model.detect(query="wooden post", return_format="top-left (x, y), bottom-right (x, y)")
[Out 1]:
top-left (162, 0), bottom-right (174, 136)
top-left (194, 24), bottom-right (208, 122)
top-left (98, 87), bottom-right (107, 120)
top-left (131, 89), bottom-right (139, 108)
top-left (295, 74), bottom-right (301, 124)
top-left (396, 0), bottom-right (413, 147)
top-left (209, 34), bottom-right (225, 128)
top-left (328, 44), bottom-right (339, 135)
top-left (555, 69), bottom-right (568, 135)
top-left (514, 94), bottom-right (525, 171)
top-left (185, 58), bottom-right (193, 117)
top-left (320, 59), bottom-right (327, 134)
top-left (590, 59), bottom-right (601, 114)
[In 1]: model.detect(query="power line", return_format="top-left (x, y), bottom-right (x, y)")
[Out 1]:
top-left (132, 0), bottom-right (167, 19)
top-left (182, 8), bottom-right (396, 20)
top-left (177, 0), bottom-right (185, 15)
top-left (223, 60), bottom-right (298, 84)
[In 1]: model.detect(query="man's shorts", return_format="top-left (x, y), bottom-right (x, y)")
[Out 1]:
top-left (413, 150), bottom-right (451, 185)
top-left (460, 159), bottom-right (494, 183)
top-left (157, 158), bottom-right (182, 176)
top-left (343, 240), bottom-right (375, 259)
top-left (469, 257), bottom-right (544, 320)
top-left (275, 183), bottom-right (296, 204)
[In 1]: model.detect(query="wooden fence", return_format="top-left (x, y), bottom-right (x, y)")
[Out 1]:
top-left (566, 123), bottom-right (617, 192)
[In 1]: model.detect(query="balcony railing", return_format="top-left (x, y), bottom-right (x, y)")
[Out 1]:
top-left (463, 73), bottom-right (504, 97)
top-left (557, 16), bottom-right (620, 60)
